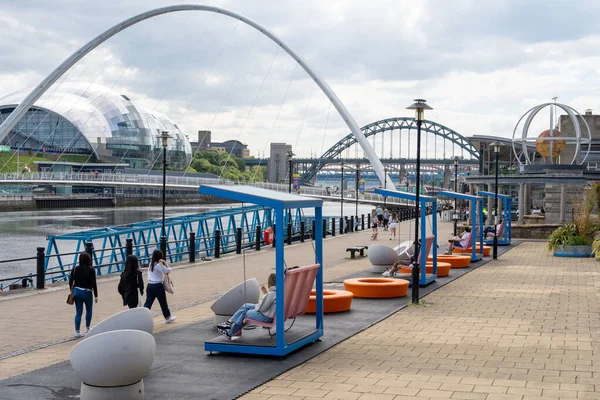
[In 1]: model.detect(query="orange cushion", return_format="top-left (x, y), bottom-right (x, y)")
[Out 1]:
top-left (343, 278), bottom-right (409, 298)
top-left (453, 245), bottom-right (491, 256)
top-left (305, 289), bottom-right (353, 313)
top-left (399, 262), bottom-right (451, 277)
top-left (427, 255), bottom-right (471, 268)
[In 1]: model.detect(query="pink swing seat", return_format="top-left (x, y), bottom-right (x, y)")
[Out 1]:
top-left (244, 263), bottom-right (319, 333)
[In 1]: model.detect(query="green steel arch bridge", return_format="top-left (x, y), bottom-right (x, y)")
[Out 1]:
top-left (245, 117), bottom-right (480, 184)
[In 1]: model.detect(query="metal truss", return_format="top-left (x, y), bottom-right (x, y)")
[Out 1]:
top-left (301, 117), bottom-right (480, 183)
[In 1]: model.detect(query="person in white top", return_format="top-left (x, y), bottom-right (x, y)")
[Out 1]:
top-left (446, 226), bottom-right (471, 254)
top-left (143, 249), bottom-right (176, 323)
top-left (388, 212), bottom-right (398, 241)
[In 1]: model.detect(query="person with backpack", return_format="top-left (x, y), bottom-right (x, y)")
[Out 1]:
top-left (118, 255), bottom-right (144, 309)
top-left (144, 249), bottom-right (176, 324)
top-left (68, 252), bottom-right (98, 338)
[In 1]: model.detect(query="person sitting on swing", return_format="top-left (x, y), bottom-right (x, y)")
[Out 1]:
top-left (446, 226), bottom-right (471, 254)
top-left (382, 239), bottom-right (420, 277)
top-left (217, 273), bottom-right (277, 339)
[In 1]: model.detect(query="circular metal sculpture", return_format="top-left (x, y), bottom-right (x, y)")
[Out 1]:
top-left (512, 103), bottom-right (591, 165)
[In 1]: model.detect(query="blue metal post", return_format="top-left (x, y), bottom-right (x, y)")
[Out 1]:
top-left (275, 207), bottom-right (286, 350)
top-left (315, 205), bottom-right (324, 330)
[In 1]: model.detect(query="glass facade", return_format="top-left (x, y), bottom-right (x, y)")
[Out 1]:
top-left (0, 83), bottom-right (192, 170)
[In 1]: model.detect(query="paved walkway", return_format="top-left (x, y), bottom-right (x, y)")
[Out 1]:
top-left (0, 218), bottom-right (436, 379)
top-left (242, 242), bottom-right (600, 400)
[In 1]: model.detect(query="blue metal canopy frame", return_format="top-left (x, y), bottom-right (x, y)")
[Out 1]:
top-left (374, 188), bottom-right (437, 286)
top-left (477, 191), bottom-right (512, 245)
top-left (437, 191), bottom-right (484, 261)
top-left (199, 185), bottom-right (324, 357)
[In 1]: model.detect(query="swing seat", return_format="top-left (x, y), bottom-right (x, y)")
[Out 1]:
top-left (243, 263), bottom-right (319, 335)
top-left (391, 236), bottom-right (435, 272)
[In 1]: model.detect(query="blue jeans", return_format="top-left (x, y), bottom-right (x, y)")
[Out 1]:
top-left (73, 288), bottom-right (93, 331)
top-left (144, 283), bottom-right (171, 319)
top-left (229, 303), bottom-right (272, 335)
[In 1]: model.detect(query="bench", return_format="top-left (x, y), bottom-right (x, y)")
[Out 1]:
top-left (346, 246), bottom-right (368, 259)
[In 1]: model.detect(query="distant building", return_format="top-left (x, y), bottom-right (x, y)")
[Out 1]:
top-left (210, 140), bottom-right (249, 159)
top-left (558, 109), bottom-right (600, 165)
top-left (268, 143), bottom-right (292, 184)
top-left (189, 133), bottom-right (250, 159)
top-left (0, 83), bottom-right (192, 170)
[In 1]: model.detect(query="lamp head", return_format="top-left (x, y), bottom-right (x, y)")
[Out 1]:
top-left (158, 131), bottom-right (172, 148)
top-left (490, 141), bottom-right (502, 154)
top-left (406, 99), bottom-right (433, 122)
top-left (453, 156), bottom-right (460, 166)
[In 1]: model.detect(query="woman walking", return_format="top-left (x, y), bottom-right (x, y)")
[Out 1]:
top-left (389, 212), bottom-right (398, 241)
top-left (144, 249), bottom-right (176, 324)
top-left (69, 252), bottom-right (98, 338)
top-left (118, 255), bottom-right (144, 309)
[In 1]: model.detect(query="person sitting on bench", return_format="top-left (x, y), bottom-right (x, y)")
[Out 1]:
top-left (446, 226), bottom-right (471, 254)
top-left (216, 273), bottom-right (277, 339)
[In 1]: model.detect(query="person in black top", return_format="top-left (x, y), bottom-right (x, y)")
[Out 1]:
top-left (68, 252), bottom-right (98, 338)
top-left (118, 255), bottom-right (144, 309)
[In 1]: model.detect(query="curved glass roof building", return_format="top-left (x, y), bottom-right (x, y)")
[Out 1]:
top-left (0, 83), bottom-right (192, 170)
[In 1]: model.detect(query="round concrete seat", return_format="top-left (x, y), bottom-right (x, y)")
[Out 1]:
top-left (368, 244), bottom-right (400, 273)
top-left (453, 245), bottom-right (491, 256)
top-left (399, 262), bottom-right (451, 277)
top-left (427, 255), bottom-right (471, 268)
top-left (70, 329), bottom-right (155, 388)
top-left (211, 278), bottom-right (260, 326)
top-left (343, 277), bottom-right (408, 298)
top-left (305, 289), bottom-right (353, 313)
top-left (86, 307), bottom-right (153, 339)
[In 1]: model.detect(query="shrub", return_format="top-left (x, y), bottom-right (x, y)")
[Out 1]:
top-left (566, 235), bottom-right (592, 246)
top-left (547, 224), bottom-right (578, 251)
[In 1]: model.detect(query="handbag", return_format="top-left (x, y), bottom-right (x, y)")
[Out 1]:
top-left (66, 290), bottom-right (74, 305)
top-left (163, 274), bottom-right (175, 295)
top-left (137, 288), bottom-right (144, 307)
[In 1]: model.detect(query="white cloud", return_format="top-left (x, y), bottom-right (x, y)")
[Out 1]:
top-left (1, 0), bottom-right (600, 159)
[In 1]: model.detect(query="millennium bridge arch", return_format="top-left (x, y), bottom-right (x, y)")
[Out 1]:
top-left (301, 117), bottom-right (480, 183)
top-left (0, 4), bottom-right (394, 188)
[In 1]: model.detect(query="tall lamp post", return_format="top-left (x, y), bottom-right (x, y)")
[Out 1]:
top-left (158, 131), bottom-right (172, 256)
top-left (406, 99), bottom-right (432, 305)
top-left (490, 141), bottom-right (501, 260)
top-left (453, 156), bottom-right (460, 236)
top-left (287, 150), bottom-right (294, 194)
top-left (340, 159), bottom-right (344, 226)
top-left (355, 163), bottom-right (360, 219)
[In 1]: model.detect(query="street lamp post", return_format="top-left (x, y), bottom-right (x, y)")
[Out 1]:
top-left (453, 156), bottom-right (459, 236)
top-left (406, 99), bottom-right (432, 305)
top-left (491, 141), bottom-right (501, 260)
top-left (158, 131), bottom-right (172, 256)
top-left (340, 159), bottom-right (344, 229)
top-left (355, 163), bottom-right (360, 219)
top-left (383, 166), bottom-right (387, 207)
top-left (287, 150), bottom-right (294, 194)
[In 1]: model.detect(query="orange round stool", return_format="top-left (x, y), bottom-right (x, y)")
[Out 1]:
top-left (400, 262), bottom-right (451, 277)
top-left (343, 278), bottom-right (409, 298)
top-left (305, 289), bottom-right (353, 313)
top-left (453, 245), bottom-right (491, 256)
top-left (427, 255), bottom-right (471, 268)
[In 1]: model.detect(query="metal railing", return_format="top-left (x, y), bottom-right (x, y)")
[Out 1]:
top-left (0, 211), bottom-right (395, 291)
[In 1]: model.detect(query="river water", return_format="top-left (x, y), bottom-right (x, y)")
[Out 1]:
top-left (0, 201), bottom-right (374, 283)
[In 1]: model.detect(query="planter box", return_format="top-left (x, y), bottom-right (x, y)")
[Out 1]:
top-left (553, 245), bottom-right (593, 258)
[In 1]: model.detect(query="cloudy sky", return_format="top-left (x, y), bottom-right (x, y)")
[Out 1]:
top-left (1, 0), bottom-right (599, 159)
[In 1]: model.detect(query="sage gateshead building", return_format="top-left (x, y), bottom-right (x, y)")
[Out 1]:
top-left (0, 83), bottom-right (192, 170)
